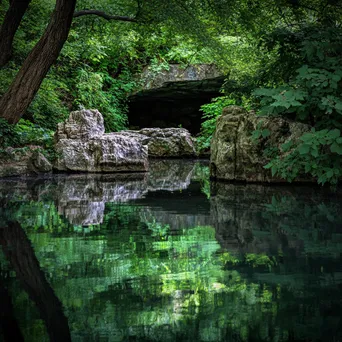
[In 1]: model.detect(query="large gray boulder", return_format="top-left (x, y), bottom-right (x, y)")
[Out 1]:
top-left (0, 148), bottom-right (52, 177)
top-left (118, 128), bottom-right (197, 158)
top-left (56, 109), bottom-right (105, 140)
top-left (210, 106), bottom-right (310, 182)
top-left (54, 109), bottom-right (148, 173)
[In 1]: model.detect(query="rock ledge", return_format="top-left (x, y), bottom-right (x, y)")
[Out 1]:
top-left (54, 109), bottom-right (148, 172)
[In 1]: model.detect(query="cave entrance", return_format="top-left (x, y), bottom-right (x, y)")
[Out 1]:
top-left (127, 76), bottom-right (225, 135)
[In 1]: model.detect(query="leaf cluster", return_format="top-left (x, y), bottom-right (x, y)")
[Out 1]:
top-left (0, 119), bottom-right (55, 160)
top-left (196, 96), bottom-right (237, 152)
top-left (254, 26), bottom-right (342, 184)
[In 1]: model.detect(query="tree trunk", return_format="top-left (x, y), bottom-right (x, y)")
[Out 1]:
top-left (0, 0), bottom-right (32, 68)
top-left (0, 0), bottom-right (77, 124)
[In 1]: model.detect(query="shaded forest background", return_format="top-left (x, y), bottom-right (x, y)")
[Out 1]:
top-left (0, 0), bottom-right (342, 184)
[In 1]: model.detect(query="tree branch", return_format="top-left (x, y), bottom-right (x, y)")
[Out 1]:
top-left (73, 10), bottom-right (137, 22)
top-left (136, 0), bottom-right (142, 19)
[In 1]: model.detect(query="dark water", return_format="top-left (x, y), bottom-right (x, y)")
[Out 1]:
top-left (0, 160), bottom-right (341, 342)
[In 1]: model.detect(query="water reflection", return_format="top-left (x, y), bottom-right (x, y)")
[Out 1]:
top-left (211, 182), bottom-right (342, 257)
top-left (0, 160), bottom-right (341, 341)
top-left (0, 277), bottom-right (25, 342)
top-left (0, 160), bottom-right (199, 226)
top-left (0, 221), bottom-right (71, 341)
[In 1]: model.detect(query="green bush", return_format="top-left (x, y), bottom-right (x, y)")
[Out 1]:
top-left (0, 119), bottom-right (19, 149)
top-left (0, 119), bottom-right (55, 161)
top-left (196, 97), bottom-right (236, 152)
top-left (73, 67), bottom-right (135, 132)
top-left (196, 96), bottom-right (252, 153)
top-left (253, 27), bottom-right (342, 185)
top-left (263, 128), bottom-right (342, 185)
top-left (28, 75), bottom-right (70, 130)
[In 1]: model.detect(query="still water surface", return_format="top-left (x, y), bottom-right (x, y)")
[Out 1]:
top-left (0, 160), bottom-right (341, 341)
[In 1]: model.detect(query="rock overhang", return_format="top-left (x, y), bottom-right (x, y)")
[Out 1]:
top-left (129, 76), bottom-right (225, 101)
top-left (128, 64), bottom-right (225, 134)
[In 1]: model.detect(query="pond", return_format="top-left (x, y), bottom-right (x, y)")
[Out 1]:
top-left (0, 160), bottom-right (341, 342)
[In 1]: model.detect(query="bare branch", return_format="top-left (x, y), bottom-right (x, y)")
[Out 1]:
top-left (73, 10), bottom-right (137, 22)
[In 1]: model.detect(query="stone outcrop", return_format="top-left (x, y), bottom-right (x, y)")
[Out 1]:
top-left (55, 109), bottom-right (105, 140)
top-left (118, 128), bottom-right (197, 158)
top-left (54, 109), bottom-right (148, 173)
top-left (0, 148), bottom-right (52, 177)
top-left (138, 64), bottom-right (223, 91)
top-left (210, 106), bottom-right (310, 182)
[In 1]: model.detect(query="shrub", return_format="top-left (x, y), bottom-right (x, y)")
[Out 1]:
top-left (196, 96), bottom-right (251, 153)
top-left (253, 27), bottom-right (342, 185)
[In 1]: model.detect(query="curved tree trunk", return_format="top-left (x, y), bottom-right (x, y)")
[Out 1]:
top-left (0, 0), bottom-right (32, 68)
top-left (0, 0), bottom-right (77, 124)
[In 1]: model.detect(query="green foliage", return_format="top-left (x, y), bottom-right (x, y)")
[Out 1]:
top-left (197, 96), bottom-right (252, 152)
top-left (264, 128), bottom-right (342, 185)
top-left (193, 163), bottom-right (211, 199)
top-left (14, 120), bottom-right (53, 146)
top-left (146, 218), bottom-right (170, 239)
top-left (253, 26), bottom-right (342, 184)
top-left (196, 97), bottom-right (236, 152)
top-left (0, 118), bottom-right (18, 149)
top-left (148, 56), bottom-right (170, 73)
top-left (245, 253), bottom-right (275, 269)
top-left (73, 67), bottom-right (134, 132)
top-left (251, 121), bottom-right (271, 141)
top-left (1, 0), bottom-right (342, 186)
top-left (28, 75), bottom-right (70, 130)
top-left (0, 118), bottom-right (55, 160)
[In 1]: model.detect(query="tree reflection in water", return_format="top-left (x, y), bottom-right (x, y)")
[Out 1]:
top-left (0, 221), bottom-right (71, 342)
top-left (0, 160), bottom-right (341, 341)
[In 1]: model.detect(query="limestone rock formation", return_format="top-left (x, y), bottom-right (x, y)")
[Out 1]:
top-left (54, 109), bottom-right (148, 173)
top-left (0, 148), bottom-right (52, 177)
top-left (56, 109), bottom-right (105, 140)
top-left (210, 106), bottom-right (310, 182)
top-left (31, 150), bottom-right (53, 172)
top-left (118, 128), bottom-right (197, 158)
top-left (138, 64), bottom-right (223, 91)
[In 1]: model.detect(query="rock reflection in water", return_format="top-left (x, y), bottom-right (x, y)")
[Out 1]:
top-left (0, 161), bottom-right (341, 342)
top-left (0, 160), bottom-right (200, 227)
top-left (210, 182), bottom-right (342, 257)
top-left (55, 175), bottom-right (147, 226)
top-left (147, 159), bottom-right (195, 191)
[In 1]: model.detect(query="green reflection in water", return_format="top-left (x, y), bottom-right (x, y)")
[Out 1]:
top-left (0, 164), bottom-right (341, 342)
